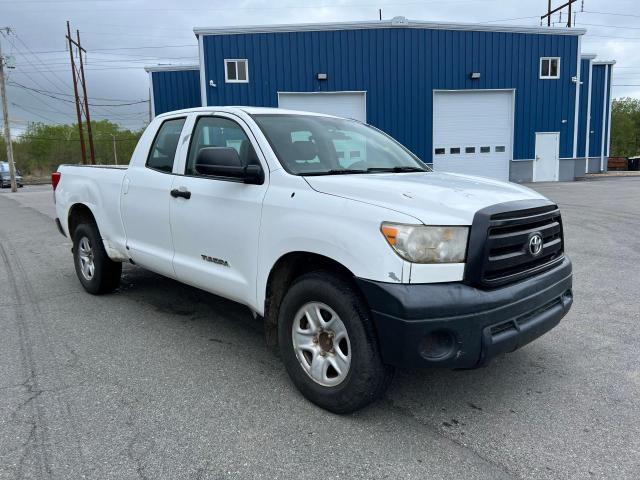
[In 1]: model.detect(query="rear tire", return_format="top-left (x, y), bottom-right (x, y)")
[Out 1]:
top-left (72, 222), bottom-right (122, 294)
top-left (278, 271), bottom-right (393, 413)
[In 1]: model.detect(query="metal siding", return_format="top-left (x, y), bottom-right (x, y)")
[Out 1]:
top-left (589, 65), bottom-right (605, 158)
top-left (151, 69), bottom-right (201, 115)
top-left (202, 28), bottom-right (578, 163)
top-left (576, 58), bottom-right (590, 158)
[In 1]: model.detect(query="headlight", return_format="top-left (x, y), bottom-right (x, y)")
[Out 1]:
top-left (381, 223), bottom-right (468, 263)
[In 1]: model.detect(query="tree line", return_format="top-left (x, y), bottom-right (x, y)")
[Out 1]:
top-left (1, 120), bottom-right (144, 176)
top-left (610, 98), bottom-right (640, 158)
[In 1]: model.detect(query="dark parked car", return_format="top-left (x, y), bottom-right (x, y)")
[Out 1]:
top-left (0, 162), bottom-right (23, 188)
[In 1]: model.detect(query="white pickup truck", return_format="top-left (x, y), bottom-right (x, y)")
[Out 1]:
top-left (53, 107), bottom-right (573, 413)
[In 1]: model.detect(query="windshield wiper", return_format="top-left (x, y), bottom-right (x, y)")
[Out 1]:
top-left (365, 166), bottom-right (427, 173)
top-left (302, 169), bottom-right (368, 176)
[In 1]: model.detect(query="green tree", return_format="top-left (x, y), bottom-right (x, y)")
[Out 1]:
top-left (610, 97), bottom-right (640, 158)
top-left (11, 121), bottom-right (144, 176)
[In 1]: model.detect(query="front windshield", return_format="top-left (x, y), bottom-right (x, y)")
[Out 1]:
top-left (252, 114), bottom-right (430, 175)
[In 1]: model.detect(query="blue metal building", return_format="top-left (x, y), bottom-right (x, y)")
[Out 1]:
top-left (146, 65), bottom-right (201, 118)
top-left (147, 18), bottom-right (615, 182)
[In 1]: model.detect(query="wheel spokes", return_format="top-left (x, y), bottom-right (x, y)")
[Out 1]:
top-left (328, 351), bottom-right (349, 377)
top-left (309, 351), bottom-right (329, 382)
top-left (77, 236), bottom-right (95, 280)
top-left (292, 301), bottom-right (352, 387)
top-left (293, 328), bottom-right (316, 352)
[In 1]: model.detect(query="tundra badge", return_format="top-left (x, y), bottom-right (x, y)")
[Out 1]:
top-left (201, 255), bottom-right (230, 267)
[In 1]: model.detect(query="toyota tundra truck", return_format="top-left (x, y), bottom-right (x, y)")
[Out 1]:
top-left (52, 107), bottom-right (573, 413)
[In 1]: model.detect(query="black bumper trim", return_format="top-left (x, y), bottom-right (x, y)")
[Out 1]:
top-left (356, 257), bottom-right (572, 369)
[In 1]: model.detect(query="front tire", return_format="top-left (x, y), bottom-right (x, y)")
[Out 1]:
top-left (278, 271), bottom-right (393, 413)
top-left (72, 222), bottom-right (122, 294)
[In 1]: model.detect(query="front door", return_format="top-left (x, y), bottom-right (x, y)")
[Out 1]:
top-left (169, 114), bottom-right (268, 308)
top-left (121, 116), bottom-right (187, 278)
top-left (534, 132), bottom-right (560, 182)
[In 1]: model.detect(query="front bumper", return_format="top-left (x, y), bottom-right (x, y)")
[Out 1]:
top-left (356, 257), bottom-right (573, 369)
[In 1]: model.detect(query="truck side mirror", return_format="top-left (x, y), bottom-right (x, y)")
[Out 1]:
top-left (195, 147), bottom-right (264, 184)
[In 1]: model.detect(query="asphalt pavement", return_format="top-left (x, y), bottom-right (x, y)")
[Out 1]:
top-left (1, 180), bottom-right (638, 479)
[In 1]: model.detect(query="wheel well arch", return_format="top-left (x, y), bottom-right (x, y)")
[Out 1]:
top-left (67, 203), bottom-right (97, 237)
top-left (263, 251), bottom-right (356, 346)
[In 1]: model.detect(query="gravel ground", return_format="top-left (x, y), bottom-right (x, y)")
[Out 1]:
top-left (0, 179), bottom-right (638, 479)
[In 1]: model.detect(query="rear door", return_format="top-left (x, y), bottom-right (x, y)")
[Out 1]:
top-left (121, 117), bottom-right (187, 278)
top-left (169, 113), bottom-right (268, 308)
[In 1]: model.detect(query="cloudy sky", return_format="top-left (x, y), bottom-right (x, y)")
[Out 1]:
top-left (2, 0), bottom-right (638, 135)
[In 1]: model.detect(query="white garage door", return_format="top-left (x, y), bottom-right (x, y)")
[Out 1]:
top-left (433, 90), bottom-right (514, 181)
top-left (278, 92), bottom-right (366, 122)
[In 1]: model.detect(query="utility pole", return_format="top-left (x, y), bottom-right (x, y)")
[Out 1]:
top-left (541, 0), bottom-right (578, 28)
top-left (66, 21), bottom-right (86, 164)
top-left (0, 27), bottom-right (17, 192)
top-left (76, 29), bottom-right (95, 164)
top-left (66, 21), bottom-right (95, 165)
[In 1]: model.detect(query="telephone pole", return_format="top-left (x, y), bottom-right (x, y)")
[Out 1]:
top-left (0, 27), bottom-right (18, 192)
top-left (541, 0), bottom-right (578, 28)
top-left (66, 21), bottom-right (95, 164)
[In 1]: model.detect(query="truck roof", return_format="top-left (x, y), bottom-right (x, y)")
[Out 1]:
top-left (155, 106), bottom-right (342, 119)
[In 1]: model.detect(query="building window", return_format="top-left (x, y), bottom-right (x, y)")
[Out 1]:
top-left (224, 59), bottom-right (249, 83)
top-left (465, 147), bottom-right (476, 154)
top-left (540, 57), bottom-right (560, 79)
top-left (450, 147), bottom-right (461, 154)
top-left (434, 148), bottom-right (445, 155)
top-left (495, 146), bottom-right (506, 152)
top-left (480, 146), bottom-right (490, 153)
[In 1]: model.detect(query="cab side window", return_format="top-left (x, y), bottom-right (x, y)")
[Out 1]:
top-left (146, 118), bottom-right (186, 173)
top-left (186, 117), bottom-right (259, 176)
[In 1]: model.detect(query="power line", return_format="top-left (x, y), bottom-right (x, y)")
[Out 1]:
top-left (0, 0), bottom-right (503, 11)
top-left (578, 22), bottom-right (640, 31)
top-left (10, 56), bottom-right (198, 67)
top-left (16, 135), bottom-right (143, 142)
top-left (12, 32), bottom-right (71, 92)
top-left (8, 81), bottom-right (148, 106)
top-left (7, 81), bottom-right (146, 103)
top-left (585, 34), bottom-right (640, 41)
top-left (14, 44), bottom-right (197, 55)
top-left (11, 102), bottom-right (63, 123)
top-left (582, 10), bottom-right (640, 20)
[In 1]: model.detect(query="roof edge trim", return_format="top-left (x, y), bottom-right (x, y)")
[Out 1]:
top-left (144, 64), bottom-right (200, 72)
top-left (193, 18), bottom-right (586, 37)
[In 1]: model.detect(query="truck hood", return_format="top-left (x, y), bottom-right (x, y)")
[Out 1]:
top-left (304, 172), bottom-right (547, 225)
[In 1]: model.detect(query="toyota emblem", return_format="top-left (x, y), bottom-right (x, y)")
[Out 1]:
top-left (528, 233), bottom-right (543, 256)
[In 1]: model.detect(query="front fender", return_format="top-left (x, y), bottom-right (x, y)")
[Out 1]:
top-left (256, 176), bottom-right (418, 314)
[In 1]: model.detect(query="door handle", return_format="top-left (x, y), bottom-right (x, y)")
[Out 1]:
top-left (170, 188), bottom-right (191, 199)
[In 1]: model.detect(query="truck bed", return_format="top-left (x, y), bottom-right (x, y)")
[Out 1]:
top-left (55, 164), bottom-right (129, 260)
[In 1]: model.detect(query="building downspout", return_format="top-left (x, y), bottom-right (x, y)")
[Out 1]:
top-left (605, 65), bottom-right (614, 164)
top-left (148, 71), bottom-right (155, 119)
top-left (600, 64), bottom-right (609, 172)
top-left (572, 36), bottom-right (582, 162)
top-left (584, 59), bottom-right (593, 174)
top-left (198, 34), bottom-right (207, 107)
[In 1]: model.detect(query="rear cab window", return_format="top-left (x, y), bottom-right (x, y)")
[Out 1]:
top-left (146, 117), bottom-right (186, 173)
